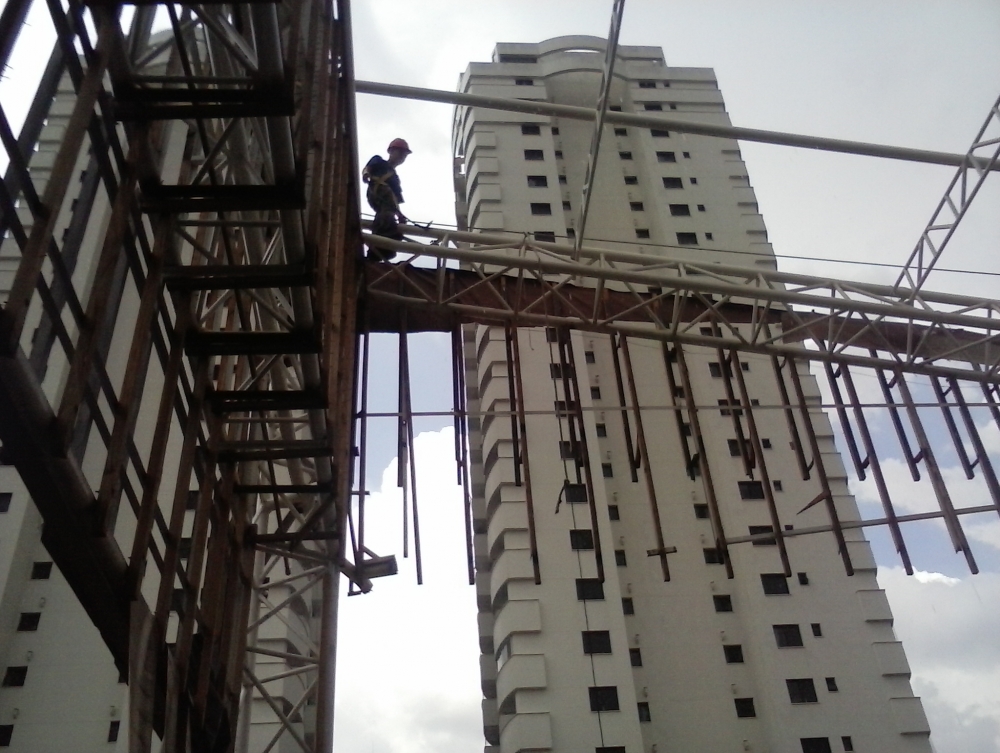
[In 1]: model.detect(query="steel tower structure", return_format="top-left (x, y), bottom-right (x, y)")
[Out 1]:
top-left (0, 1), bottom-right (997, 751)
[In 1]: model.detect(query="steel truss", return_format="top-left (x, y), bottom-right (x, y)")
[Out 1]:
top-left (0, 0), bottom-right (363, 750)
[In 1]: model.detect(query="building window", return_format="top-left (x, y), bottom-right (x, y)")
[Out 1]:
top-left (589, 686), bottom-right (620, 712)
top-left (669, 204), bottom-right (691, 216)
top-left (515, 78), bottom-right (534, 86)
top-left (614, 127), bottom-right (627, 136)
top-left (669, 103), bottom-right (678, 110)
top-left (826, 677), bottom-right (839, 692)
top-left (30, 562), bottom-right (53, 580)
top-left (608, 505), bottom-right (620, 520)
top-left (662, 177), bottom-right (684, 189)
top-left (656, 151), bottom-right (676, 162)
top-left (108, 720), bottom-right (120, 743)
top-left (596, 748), bottom-right (626, 753)
top-left (800, 740), bottom-right (832, 753)
top-left (787, 678), bottom-right (819, 704)
top-left (676, 232), bottom-right (698, 245)
top-left (524, 149), bottom-right (544, 160)
top-left (563, 201), bottom-right (571, 211)
top-left (554, 399), bottom-right (577, 413)
top-left (630, 201), bottom-right (644, 211)
top-left (683, 151), bottom-right (691, 158)
top-left (773, 624), bottom-right (804, 647)
top-left (526, 175), bottom-right (548, 187)
top-left (609, 105), bottom-right (622, 112)
top-left (585, 350), bottom-right (596, 363)
top-left (534, 231), bottom-right (556, 243)
top-left (555, 150), bottom-right (563, 158)
top-left (734, 698), bottom-right (756, 718)
top-left (551, 127), bottom-right (560, 135)
top-left (0, 725), bottom-right (12, 747)
top-left (811, 623), bottom-right (823, 637)
top-left (16, 613), bottom-right (40, 632)
top-left (559, 440), bottom-right (578, 459)
top-left (690, 177), bottom-right (698, 184)
top-left (624, 175), bottom-right (638, 185)
top-left (596, 423), bottom-right (607, 437)
top-left (739, 481), bottom-right (765, 500)
top-left (703, 548), bottom-right (723, 565)
top-left (565, 483), bottom-right (588, 504)
top-left (724, 644), bottom-right (744, 663)
top-left (0, 493), bottom-right (11, 513)
top-left (546, 327), bottom-right (559, 342)
top-left (2, 666), bottom-right (27, 687)
top-left (592, 387), bottom-right (602, 400)
top-left (602, 463), bottom-right (614, 478)
top-left (559, 174), bottom-right (568, 184)
top-left (708, 362), bottom-right (726, 378)
top-left (570, 529), bottom-right (595, 550)
top-left (762, 437), bottom-right (772, 449)
top-left (643, 103), bottom-right (663, 111)
top-left (615, 549), bottom-right (627, 566)
top-left (749, 525), bottom-right (776, 546)
top-left (566, 228), bottom-right (576, 239)
top-left (521, 124), bottom-right (541, 135)
top-left (635, 229), bottom-right (650, 239)
top-left (629, 648), bottom-right (643, 667)
top-left (551, 363), bottom-right (571, 378)
top-left (638, 80), bottom-right (656, 89)
top-left (637, 702), bottom-right (652, 721)
top-left (622, 597), bottom-right (635, 615)
top-left (619, 151), bottom-right (633, 160)
top-left (531, 202), bottom-right (552, 215)
top-left (582, 631), bottom-right (613, 654)
top-left (693, 503), bottom-right (709, 519)
top-left (713, 595), bottom-right (733, 612)
top-left (576, 578), bottom-right (605, 600)
top-left (705, 232), bottom-right (714, 240)
top-left (697, 204), bottom-right (706, 211)
top-left (841, 736), bottom-right (854, 751)
top-left (761, 573), bottom-right (790, 595)
top-left (798, 572), bottom-right (809, 585)
top-left (650, 128), bottom-right (670, 137)
top-left (727, 439), bottom-right (741, 456)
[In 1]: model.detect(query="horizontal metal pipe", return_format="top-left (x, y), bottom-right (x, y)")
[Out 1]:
top-left (356, 80), bottom-right (999, 172)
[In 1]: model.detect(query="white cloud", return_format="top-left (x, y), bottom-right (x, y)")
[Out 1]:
top-left (880, 566), bottom-right (1000, 753)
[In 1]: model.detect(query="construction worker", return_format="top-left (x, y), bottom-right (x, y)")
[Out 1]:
top-left (362, 138), bottom-right (411, 259)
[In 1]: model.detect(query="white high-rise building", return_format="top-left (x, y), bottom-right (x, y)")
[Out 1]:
top-left (454, 38), bottom-right (931, 753)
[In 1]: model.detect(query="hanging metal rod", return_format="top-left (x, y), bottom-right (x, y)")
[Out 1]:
top-left (356, 80), bottom-right (1000, 171)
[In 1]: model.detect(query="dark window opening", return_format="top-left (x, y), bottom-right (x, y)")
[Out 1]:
top-left (597, 748), bottom-right (626, 753)
top-left (638, 80), bottom-right (656, 89)
top-left (30, 562), bottom-right (53, 580)
top-left (697, 204), bottom-right (706, 211)
top-left (563, 201), bottom-right (571, 211)
top-left (609, 105), bottom-right (622, 111)
top-left (515, 78), bottom-right (534, 86)
top-left (826, 677), bottom-right (838, 692)
top-left (566, 228), bottom-right (576, 239)
top-left (16, 613), bottom-right (40, 632)
top-left (724, 644), bottom-right (744, 663)
top-left (713, 595), bottom-right (733, 612)
top-left (589, 686), bottom-right (620, 712)
top-left (531, 202), bottom-right (552, 215)
top-left (762, 438), bottom-right (772, 449)
top-left (554, 399), bottom-right (578, 413)
top-left (602, 463), bottom-right (614, 478)
top-left (546, 327), bottom-right (559, 342)
top-left (739, 481), bottom-right (765, 500)
top-left (622, 597), bottom-right (635, 615)
top-left (656, 151), bottom-right (676, 162)
top-left (500, 54), bottom-right (537, 63)
top-left (582, 631), bottom-right (613, 654)
top-left (705, 232), bottom-right (714, 240)
top-left (108, 721), bottom-right (121, 743)
top-left (662, 177), bottom-right (684, 189)
top-left (614, 127), bottom-right (627, 136)
top-left (750, 525), bottom-right (776, 546)
top-left (570, 529), bottom-right (595, 550)
top-left (798, 572), bottom-right (809, 585)
top-left (637, 702), bottom-right (652, 721)
top-left (619, 151), bottom-right (633, 160)
top-left (615, 549), bottom-right (627, 566)
top-left (690, 177), bottom-right (698, 184)
top-left (521, 124), bottom-right (541, 135)
top-left (0, 493), bottom-right (11, 513)
top-left (592, 387), bottom-right (603, 400)
top-left (526, 175), bottom-right (548, 187)
top-left (728, 439), bottom-right (741, 456)
top-left (524, 149), bottom-right (544, 160)
top-left (596, 423), bottom-right (607, 437)
top-left (703, 548), bottom-right (723, 565)
top-left (629, 648), bottom-right (643, 667)
top-left (624, 175), bottom-right (638, 185)
top-left (555, 150), bottom-right (563, 158)
top-left (676, 232), bottom-right (698, 245)
top-left (550, 363), bottom-right (572, 378)
top-left (811, 623), bottom-right (823, 637)
top-left (841, 736), bottom-right (854, 751)
top-left (643, 103), bottom-right (663, 111)
top-left (669, 204), bottom-right (691, 216)
top-left (551, 127), bottom-right (560, 134)
top-left (534, 231), bottom-right (556, 243)
top-left (801, 740), bottom-right (832, 753)
top-left (558, 174), bottom-right (568, 184)
top-left (576, 579), bottom-right (605, 600)
top-left (630, 202), bottom-right (644, 212)
top-left (0, 726), bottom-right (12, 746)
top-left (761, 573), bottom-right (790, 595)
top-left (2, 666), bottom-right (27, 687)
top-left (565, 483), bottom-right (588, 504)
top-left (693, 503), bottom-right (710, 519)
top-left (559, 440), bottom-right (579, 459)
top-left (683, 151), bottom-right (691, 158)
top-left (787, 678), bottom-right (818, 704)
top-left (608, 505), bottom-right (620, 520)
top-left (650, 129), bottom-right (670, 138)
top-left (635, 229), bottom-right (650, 239)
top-left (734, 698), bottom-right (756, 718)
top-left (773, 624), bottom-right (804, 648)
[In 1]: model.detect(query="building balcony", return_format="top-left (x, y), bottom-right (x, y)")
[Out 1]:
top-left (496, 653), bottom-right (546, 703)
top-left (890, 696), bottom-right (930, 734)
top-left (478, 611), bottom-right (494, 655)
top-left (493, 599), bottom-right (541, 647)
top-left (499, 711), bottom-right (552, 752)
top-left (873, 641), bottom-right (911, 677)
top-left (480, 653), bottom-right (498, 699)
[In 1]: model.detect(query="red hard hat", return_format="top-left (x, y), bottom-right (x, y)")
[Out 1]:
top-left (388, 138), bottom-right (412, 154)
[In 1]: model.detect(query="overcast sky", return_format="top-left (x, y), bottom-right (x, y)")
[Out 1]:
top-left (342, 3), bottom-right (1000, 753)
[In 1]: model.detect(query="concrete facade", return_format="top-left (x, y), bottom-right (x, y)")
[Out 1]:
top-left (453, 38), bottom-right (932, 753)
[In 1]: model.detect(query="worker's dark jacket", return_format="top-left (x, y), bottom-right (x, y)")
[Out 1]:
top-left (363, 155), bottom-right (404, 241)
